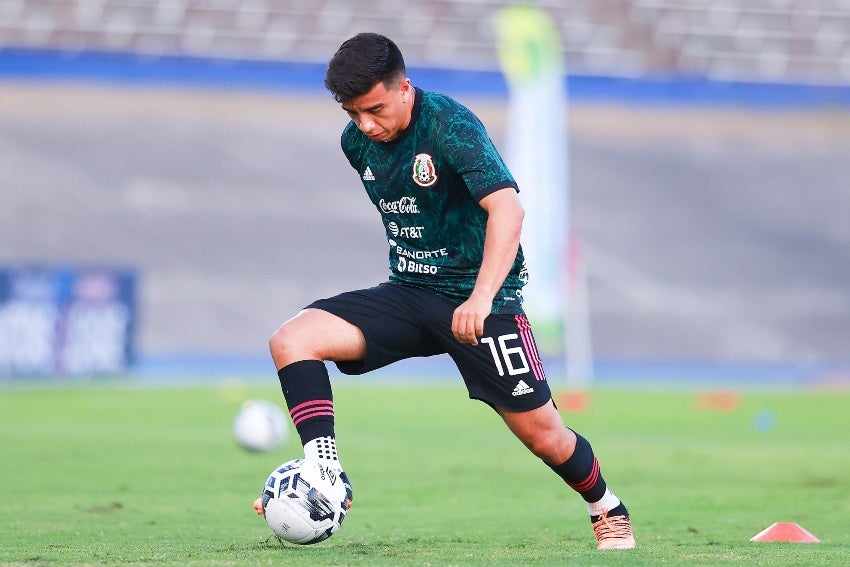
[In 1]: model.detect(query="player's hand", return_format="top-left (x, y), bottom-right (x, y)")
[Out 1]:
top-left (451, 293), bottom-right (492, 345)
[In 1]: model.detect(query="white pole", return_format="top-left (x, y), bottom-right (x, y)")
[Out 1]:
top-left (496, 5), bottom-right (594, 393)
top-left (495, 4), bottom-right (569, 355)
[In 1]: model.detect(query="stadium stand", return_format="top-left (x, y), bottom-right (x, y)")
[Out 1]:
top-left (1, 2), bottom-right (849, 374)
top-left (0, 0), bottom-right (849, 83)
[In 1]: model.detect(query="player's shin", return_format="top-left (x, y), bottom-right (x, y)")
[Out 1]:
top-left (277, 360), bottom-right (339, 467)
top-left (277, 359), bottom-right (353, 507)
top-left (547, 430), bottom-right (635, 549)
top-left (547, 430), bottom-right (626, 517)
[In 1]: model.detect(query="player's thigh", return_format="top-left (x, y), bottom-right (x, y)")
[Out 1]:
top-left (270, 308), bottom-right (367, 367)
top-left (307, 284), bottom-right (444, 375)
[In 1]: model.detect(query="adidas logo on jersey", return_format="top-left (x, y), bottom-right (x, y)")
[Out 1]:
top-left (512, 380), bottom-right (534, 397)
top-left (362, 166), bottom-right (375, 181)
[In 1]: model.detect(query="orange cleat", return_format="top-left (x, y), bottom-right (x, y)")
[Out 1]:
top-left (592, 509), bottom-right (636, 550)
top-left (252, 498), bottom-right (265, 516)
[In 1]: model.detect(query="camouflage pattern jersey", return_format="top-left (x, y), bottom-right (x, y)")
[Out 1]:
top-left (340, 87), bottom-right (528, 314)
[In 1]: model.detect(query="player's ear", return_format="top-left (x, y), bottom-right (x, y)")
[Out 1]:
top-left (399, 78), bottom-right (412, 100)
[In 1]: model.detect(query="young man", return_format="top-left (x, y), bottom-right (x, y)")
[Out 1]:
top-left (256, 33), bottom-right (635, 550)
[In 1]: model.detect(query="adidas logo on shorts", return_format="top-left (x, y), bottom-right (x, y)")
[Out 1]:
top-left (512, 380), bottom-right (534, 396)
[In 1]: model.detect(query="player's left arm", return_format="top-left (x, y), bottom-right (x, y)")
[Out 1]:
top-left (451, 187), bottom-right (524, 345)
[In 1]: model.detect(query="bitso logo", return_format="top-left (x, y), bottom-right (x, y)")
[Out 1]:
top-left (412, 153), bottom-right (437, 187)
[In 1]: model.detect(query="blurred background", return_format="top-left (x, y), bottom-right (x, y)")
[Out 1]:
top-left (1, 0), bottom-right (848, 387)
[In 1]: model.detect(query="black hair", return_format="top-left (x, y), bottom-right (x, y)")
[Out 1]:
top-left (324, 33), bottom-right (406, 104)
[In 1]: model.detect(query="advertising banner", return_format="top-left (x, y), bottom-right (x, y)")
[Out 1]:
top-left (0, 266), bottom-right (136, 377)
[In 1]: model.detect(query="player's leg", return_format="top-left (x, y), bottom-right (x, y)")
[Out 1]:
top-left (262, 284), bottom-right (444, 516)
top-left (270, 306), bottom-right (365, 460)
top-left (497, 403), bottom-right (635, 549)
top-left (439, 309), bottom-right (634, 550)
top-left (271, 307), bottom-right (368, 367)
top-left (264, 307), bottom-right (363, 512)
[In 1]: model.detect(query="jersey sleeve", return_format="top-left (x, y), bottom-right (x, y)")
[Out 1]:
top-left (340, 121), bottom-right (362, 172)
top-left (442, 107), bottom-right (518, 201)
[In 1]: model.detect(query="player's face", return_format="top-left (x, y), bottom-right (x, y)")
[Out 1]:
top-left (342, 78), bottom-right (413, 142)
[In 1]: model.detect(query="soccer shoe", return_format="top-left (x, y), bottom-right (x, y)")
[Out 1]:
top-left (253, 497), bottom-right (265, 516)
top-left (592, 509), bottom-right (636, 550)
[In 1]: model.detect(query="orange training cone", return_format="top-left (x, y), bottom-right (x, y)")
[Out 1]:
top-left (750, 522), bottom-right (820, 543)
top-left (557, 391), bottom-right (590, 412)
top-left (694, 389), bottom-right (740, 411)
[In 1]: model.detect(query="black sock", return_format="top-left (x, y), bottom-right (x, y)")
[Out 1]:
top-left (277, 360), bottom-right (334, 445)
top-left (547, 430), bottom-right (608, 503)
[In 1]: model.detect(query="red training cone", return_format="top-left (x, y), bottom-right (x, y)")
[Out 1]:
top-left (750, 522), bottom-right (820, 543)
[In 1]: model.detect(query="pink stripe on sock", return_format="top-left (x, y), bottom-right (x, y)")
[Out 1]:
top-left (567, 457), bottom-right (600, 493)
top-left (289, 399), bottom-right (333, 425)
top-left (291, 409), bottom-right (335, 426)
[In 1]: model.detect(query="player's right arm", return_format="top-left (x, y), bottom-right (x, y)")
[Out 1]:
top-left (451, 188), bottom-right (524, 345)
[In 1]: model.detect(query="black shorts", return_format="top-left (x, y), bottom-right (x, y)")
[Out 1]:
top-left (307, 282), bottom-right (552, 412)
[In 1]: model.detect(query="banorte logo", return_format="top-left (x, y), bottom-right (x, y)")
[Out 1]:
top-left (379, 197), bottom-right (419, 214)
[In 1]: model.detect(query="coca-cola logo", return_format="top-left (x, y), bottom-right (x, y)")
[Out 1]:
top-left (379, 197), bottom-right (419, 214)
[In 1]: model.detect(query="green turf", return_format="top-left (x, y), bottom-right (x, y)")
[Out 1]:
top-left (0, 380), bottom-right (847, 566)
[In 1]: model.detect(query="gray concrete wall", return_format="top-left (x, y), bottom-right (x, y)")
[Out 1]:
top-left (2, 81), bottom-right (847, 362)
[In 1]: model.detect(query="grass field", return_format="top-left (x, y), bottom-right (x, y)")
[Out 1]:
top-left (0, 379), bottom-right (847, 566)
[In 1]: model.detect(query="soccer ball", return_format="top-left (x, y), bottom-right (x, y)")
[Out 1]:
top-left (261, 458), bottom-right (349, 544)
top-left (232, 400), bottom-right (288, 452)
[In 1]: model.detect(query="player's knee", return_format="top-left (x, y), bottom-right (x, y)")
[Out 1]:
top-left (269, 323), bottom-right (303, 365)
top-left (523, 429), bottom-right (572, 464)
top-left (525, 435), bottom-right (557, 460)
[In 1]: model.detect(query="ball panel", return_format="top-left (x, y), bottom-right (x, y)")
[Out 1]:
top-left (265, 497), bottom-right (333, 544)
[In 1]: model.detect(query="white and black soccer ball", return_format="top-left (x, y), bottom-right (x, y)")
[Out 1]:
top-left (261, 458), bottom-right (350, 545)
top-left (233, 400), bottom-right (288, 452)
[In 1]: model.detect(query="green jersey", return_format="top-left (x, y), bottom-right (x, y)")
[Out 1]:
top-left (340, 88), bottom-right (527, 314)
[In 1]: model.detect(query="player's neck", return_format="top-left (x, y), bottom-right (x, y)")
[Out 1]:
top-left (398, 86), bottom-right (415, 133)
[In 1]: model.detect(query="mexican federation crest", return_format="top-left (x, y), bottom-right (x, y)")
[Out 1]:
top-left (412, 153), bottom-right (438, 187)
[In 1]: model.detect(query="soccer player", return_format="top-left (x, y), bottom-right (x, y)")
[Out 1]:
top-left (255, 32), bottom-right (635, 550)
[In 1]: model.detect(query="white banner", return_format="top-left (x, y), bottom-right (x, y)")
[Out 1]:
top-left (495, 5), bottom-right (569, 354)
